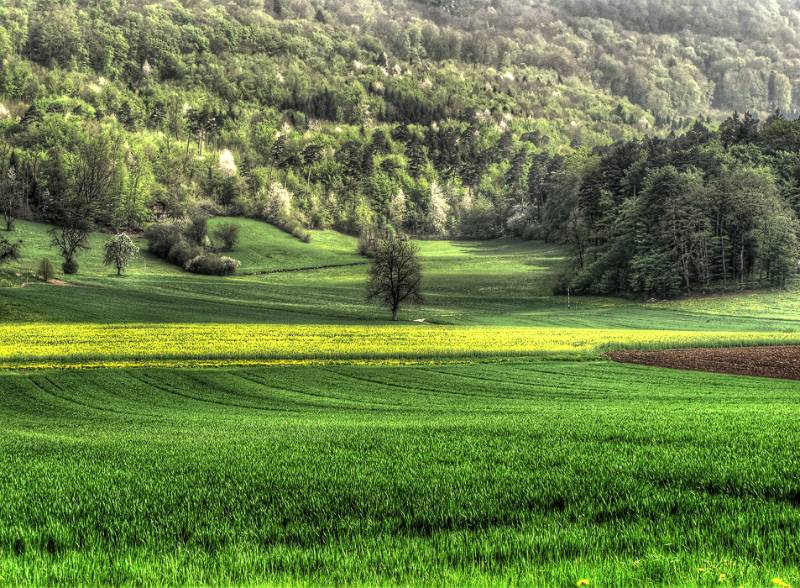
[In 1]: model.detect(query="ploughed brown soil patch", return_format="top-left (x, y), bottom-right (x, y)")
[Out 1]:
top-left (608, 346), bottom-right (800, 381)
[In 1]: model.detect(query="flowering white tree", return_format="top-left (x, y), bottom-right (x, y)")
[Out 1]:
top-left (104, 233), bottom-right (139, 276)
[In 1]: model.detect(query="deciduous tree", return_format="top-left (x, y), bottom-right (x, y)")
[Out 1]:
top-left (50, 220), bottom-right (90, 274)
top-left (366, 235), bottom-right (423, 321)
top-left (104, 233), bottom-right (139, 276)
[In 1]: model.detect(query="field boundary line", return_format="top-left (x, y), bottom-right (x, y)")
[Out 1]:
top-left (240, 262), bottom-right (368, 276)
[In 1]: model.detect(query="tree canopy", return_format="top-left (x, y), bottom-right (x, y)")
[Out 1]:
top-left (0, 0), bottom-right (799, 292)
top-left (545, 114), bottom-right (800, 297)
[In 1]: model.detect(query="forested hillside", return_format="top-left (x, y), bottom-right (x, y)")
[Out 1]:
top-left (549, 114), bottom-right (800, 297)
top-left (1, 0), bottom-right (800, 295)
top-left (430, 0), bottom-right (800, 119)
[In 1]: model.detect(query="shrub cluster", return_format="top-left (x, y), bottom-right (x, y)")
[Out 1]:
top-left (144, 219), bottom-right (240, 276)
top-left (185, 254), bottom-right (240, 276)
top-left (62, 259), bottom-right (79, 275)
top-left (213, 223), bottom-right (240, 251)
top-left (167, 241), bottom-right (202, 267)
top-left (145, 225), bottom-right (183, 259)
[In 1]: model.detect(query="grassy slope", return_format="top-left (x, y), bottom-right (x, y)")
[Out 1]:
top-left (207, 217), bottom-right (364, 273)
top-left (0, 219), bottom-right (369, 323)
top-left (1, 362), bottom-right (798, 586)
top-left (2, 218), bottom-right (800, 586)
top-left (3, 218), bottom-right (800, 330)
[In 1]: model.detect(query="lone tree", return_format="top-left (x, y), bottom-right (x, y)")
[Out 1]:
top-left (50, 129), bottom-right (120, 274)
top-left (50, 219), bottom-right (91, 274)
top-left (104, 233), bottom-right (139, 276)
top-left (367, 235), bottom-right (423, 321)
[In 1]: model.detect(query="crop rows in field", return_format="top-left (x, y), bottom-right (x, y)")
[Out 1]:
top-left (1, 323), bottom-right (800, 368)
top-left (1, 361), bottom-right (799, 586)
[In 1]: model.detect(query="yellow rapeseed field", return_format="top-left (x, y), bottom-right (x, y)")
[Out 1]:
top-left (0, 323), bottom-right (797, 368)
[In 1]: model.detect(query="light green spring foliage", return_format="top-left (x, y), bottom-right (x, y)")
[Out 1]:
top-left (6, 0), bottom-right (799, 244)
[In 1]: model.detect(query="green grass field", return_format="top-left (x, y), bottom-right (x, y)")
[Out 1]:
top-left (1, 219), bottom-right (799, 586)
top-left (1, 362), bottom-right (798, 586)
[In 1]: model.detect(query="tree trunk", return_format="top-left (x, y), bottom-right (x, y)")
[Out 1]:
top-left (739, 239), bottom-right (744, 286)
top-left (391, 306), bottom-right (398, 321)
top-left (184, 136), bottom-right (191, 171)
top-left (720, 234), bottom-right (727, 288)
top-left (681, 247), bottom-right (691, 292)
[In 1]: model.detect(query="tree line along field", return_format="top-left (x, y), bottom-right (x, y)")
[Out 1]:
top-left (1, 219), bottom-right (800, 586)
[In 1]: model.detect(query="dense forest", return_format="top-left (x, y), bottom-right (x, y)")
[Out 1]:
top-left (548, 114), bottom-right (800, 297)
top-left (1, 0), bottom-right (800, 294)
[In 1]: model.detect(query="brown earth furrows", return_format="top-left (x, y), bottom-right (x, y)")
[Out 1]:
top-left (607, 346), bottom-right (800, 381)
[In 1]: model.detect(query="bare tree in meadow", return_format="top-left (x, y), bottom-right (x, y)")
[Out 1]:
top-left (366, 235), bottom-right (423, 321)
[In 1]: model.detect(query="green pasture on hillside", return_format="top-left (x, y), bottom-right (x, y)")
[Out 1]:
top-left (3, 219), bottom-right (800, 330)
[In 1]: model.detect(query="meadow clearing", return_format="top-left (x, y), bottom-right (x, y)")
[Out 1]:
top-left (0, 219), bottom-right (799, 586)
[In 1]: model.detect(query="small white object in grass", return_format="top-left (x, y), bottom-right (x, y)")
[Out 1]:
top-left (413, 318), bottom-right (426, 323)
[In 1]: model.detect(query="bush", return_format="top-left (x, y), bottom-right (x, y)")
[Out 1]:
top-left (290, 224), bottom-right (311, 243)
top-left (38, 258), bottom-right (54, 281)
top-left (62, 259), bottom-right (79, 274)
top-left (185, 214), bottom-right (209, 246)
top-left (146, 220), bottom-right (239, 275)
top-left (167, 240), bottom-right (202, 267)
top-left (213, 223), bottom-right (240, 251)
top-left (521, 223), bottom-right (544, 241)
top-left (0, 237), bottom-right (20, 263)
top-left (260, 213), bottom-right (311, 243)
top-left (144, 224), bottom-right (183, 258)
top-left (185, 253), bottom-right (240, 276)
top-left (219, 256), bottom-right (241, 274)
